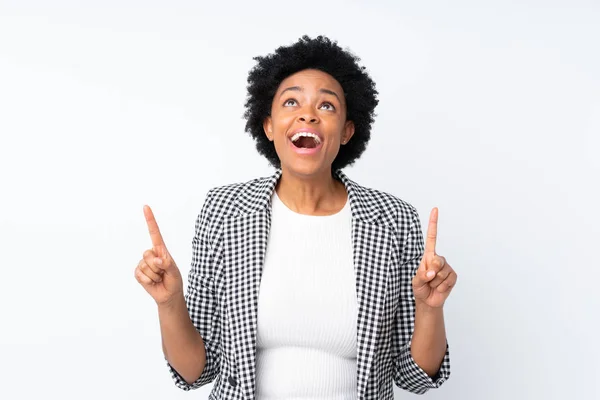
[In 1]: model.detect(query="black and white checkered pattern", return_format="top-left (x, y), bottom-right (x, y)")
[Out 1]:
top-left (166, 168), bottom-right (450, 399)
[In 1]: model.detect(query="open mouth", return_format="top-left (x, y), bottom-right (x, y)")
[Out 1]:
top-left (290, 132), bottom-right (322, 149)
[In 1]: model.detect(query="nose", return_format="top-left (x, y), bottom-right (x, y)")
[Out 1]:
top-left (297, 108), bottom-right (319, 124)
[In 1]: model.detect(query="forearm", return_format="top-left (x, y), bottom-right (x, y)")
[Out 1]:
top-left (158, 295), bottom-right (207, 385)
top-left (410, 302), bottom-right (447, 377)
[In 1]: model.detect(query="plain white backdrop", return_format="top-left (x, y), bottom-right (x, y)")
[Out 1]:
top-left (1, 0), bottom-right (598, 399)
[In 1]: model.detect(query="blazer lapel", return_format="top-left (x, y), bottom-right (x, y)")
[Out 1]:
top-left (223, 168), bottom-right (392, 400)
top-left (223, 169), bottom-right (281, 400)
top-left (338, 170), bottom-right (393, 400)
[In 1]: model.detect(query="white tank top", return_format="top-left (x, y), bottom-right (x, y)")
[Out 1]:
top-left (255, 190), bottom-right (357, 400)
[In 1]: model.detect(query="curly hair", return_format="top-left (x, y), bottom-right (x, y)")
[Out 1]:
top-left (243, 35), bottom-right (379, 170)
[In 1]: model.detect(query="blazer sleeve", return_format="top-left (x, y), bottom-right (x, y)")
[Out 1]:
top-left (392, 207), bottom-right (451, 394)
top-left (166, 189), bottom-right (222, 390)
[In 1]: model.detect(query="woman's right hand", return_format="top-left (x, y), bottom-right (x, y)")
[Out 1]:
top-left (135, 205), bottom-right (184, 306)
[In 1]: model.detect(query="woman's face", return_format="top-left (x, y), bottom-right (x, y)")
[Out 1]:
top-left (263, 69), bottom-right (355, 178)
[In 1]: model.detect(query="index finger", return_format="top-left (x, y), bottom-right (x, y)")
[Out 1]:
top-left (143, 205), bottom-right (166, 250)
top-left (424, 207), bottom-right (438, 255)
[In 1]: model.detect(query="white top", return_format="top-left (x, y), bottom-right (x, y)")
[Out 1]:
top-left (255, 189), bottom-right (358, 400)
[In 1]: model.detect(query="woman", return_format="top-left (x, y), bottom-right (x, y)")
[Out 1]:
top-left (135, 35), bottom-right (456, 400)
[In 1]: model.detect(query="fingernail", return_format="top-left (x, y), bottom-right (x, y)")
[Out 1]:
top-left (155, 258), bottom-right (162, 266)
top-left (427, 270), bottom-right (436, 279)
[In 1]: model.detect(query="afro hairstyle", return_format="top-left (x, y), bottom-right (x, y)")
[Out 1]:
top-left (243, 35), bottom-right (379, 171)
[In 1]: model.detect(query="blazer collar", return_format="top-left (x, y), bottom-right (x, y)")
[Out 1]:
top-left (232, 168), bottom-right (383, 224)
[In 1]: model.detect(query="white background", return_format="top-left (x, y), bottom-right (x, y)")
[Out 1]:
top-left (1, 1), bottom-right (598, 399)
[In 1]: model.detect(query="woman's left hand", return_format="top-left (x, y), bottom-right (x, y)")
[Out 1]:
top-left (412, 207), bottom-right (458, 309)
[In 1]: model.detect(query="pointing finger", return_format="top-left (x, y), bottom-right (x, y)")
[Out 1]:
top-left (143, 205), bottom-right (166, 253)
top-left (424, 207), bottom-right (438, 255)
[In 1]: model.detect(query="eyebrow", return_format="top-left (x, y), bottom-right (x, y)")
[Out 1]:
top-left (279, 86), bottom-right (342, 102)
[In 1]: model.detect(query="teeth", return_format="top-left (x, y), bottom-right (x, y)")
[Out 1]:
top-left (291, 131), bottom-right (321, 144)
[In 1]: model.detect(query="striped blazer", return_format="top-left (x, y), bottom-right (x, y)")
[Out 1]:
top-left (166, 168), bottom-right (451, 399)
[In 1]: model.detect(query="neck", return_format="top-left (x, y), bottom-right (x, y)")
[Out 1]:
top-left (275, 166), bottom-right (347, 216)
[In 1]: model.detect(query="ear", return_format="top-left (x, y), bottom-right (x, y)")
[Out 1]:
top-left (263, 117), bottom-right (274, 141)
top-left (341, 120), bottom-right (355, 145)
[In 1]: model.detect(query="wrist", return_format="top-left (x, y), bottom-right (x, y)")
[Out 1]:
top-left (157, 292), bottom-right (185, 313)
top-left (415, 300), bottom-right (444, 315)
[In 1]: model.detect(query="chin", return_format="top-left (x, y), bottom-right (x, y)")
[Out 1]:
top-left (281, 158), bottom-right (330, 178)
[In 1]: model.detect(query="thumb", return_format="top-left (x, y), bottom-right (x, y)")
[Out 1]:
top-left (157, 251), bottom-right (178, 275)
top-left (413, 263), bottom-right (436, 288)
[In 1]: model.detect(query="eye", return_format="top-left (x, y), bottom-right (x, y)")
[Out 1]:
top-left (320, 102), bottom-right (335, 111)
top-left (283, 99), bottom-right (298, 107)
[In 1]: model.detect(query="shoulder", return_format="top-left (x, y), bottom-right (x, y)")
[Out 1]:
top-left (206, 177), bottom-right (259, 202)
top-left (343, 172), bottom-right (420, 228)
top-left (359, 182), bottom-right (418, 213)
top-left (207, 175), bottom-right (271, 201)
top-left (201, 172), bottom-right (276, 217)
